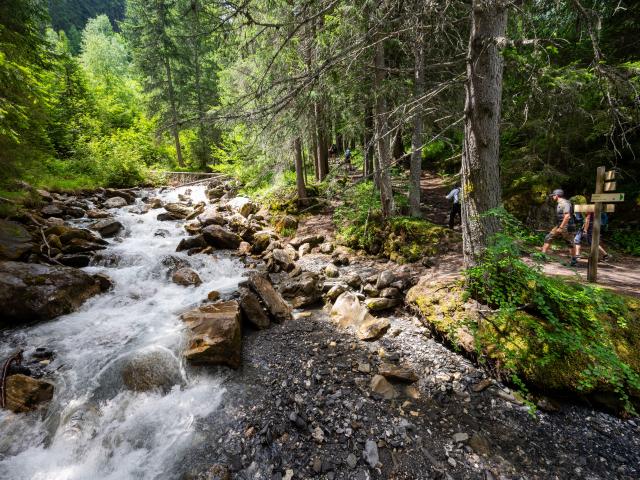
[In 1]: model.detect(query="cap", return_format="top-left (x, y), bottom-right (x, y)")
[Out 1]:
top-left (550, 189), bottom-right (564, 197)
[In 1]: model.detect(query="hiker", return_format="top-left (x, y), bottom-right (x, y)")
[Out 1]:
top-left (445, 185), bottom-right (461, 229)
top-left (542, 189), bottom-right (577, 265)
top-left (328, 144), bottom-right (337, 159)
top-left (344, 148), bottom-right (351, 165)
top-left (574, 211), bottom-right (609, 262)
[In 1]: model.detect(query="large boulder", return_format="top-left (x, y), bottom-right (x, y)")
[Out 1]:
top-left (120, 346), bottom-right (184, 393)
top-left (0, 261), bottom-right (102, 325)
top-left (251, 232), bottom-right (271, 254)
top-left (202, 225), bottom-right (241, 249)
top-left (180, 301), bottom-right (242, 368)
top-left (176, 235), bottom-right (207, 252)
top-left (91, 219), bottom-right (123, 238)
top-left (271, 248), bottom-right (296, 272)
top-left (104, 197), bottom-right (128, 209)
top-left (289, 234), bottom-right (324, 249)
top-left (227, 196), bottom-right (255, 218)
top-left (198, 209), bottom-right (226, 227)
top-left (4, 374), bottom-right (54, 413)
top-left (163, 203), bottom-right (194, 219)
top-left (279, 271), bottom-right (322, 308)
top-left (331, 291), bottom-right (389, 341)
top-left (245, 274), bottom-right (292, 322)
top-left (0, 220), bottom-right (33, 260)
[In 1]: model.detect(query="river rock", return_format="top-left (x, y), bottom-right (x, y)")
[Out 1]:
top-left (245, 274), bottom-right (292, 322)
top-left (59, 254), bottom-right (92, 268)
top-left (180, 301), bottom-right (242, 368)
top-left (198, 209), bottom-right (226, 227)
top-left (279, 271), bottom-right (322, 308)
top-left (164, 203), bottom-right (193, 219)
top-left (202, 225), bottom-right (242, 249)
top-left (363, 439), bottom-right (380, 468)
top-left (62, 238), bottom-right (107, 254)
top-left (0, 220), bottom-right (33, 260)
top-left (172, 267), bottom-right (202, 286)
top-left (275, 215), bottom-right (298, 233)
top-left (104, 197), bottom-right (128, 209)
top-left (105, 189), bottom-right (135, 204)
top-left (330, 292), bottom-right (368, 328)
top-left (325, 283), bottom-right (348, 302)
top-left (65, 206), bottom-right (85, 218)
top-left (289, 234), bottom-right (324, 249)
top-left (120, 346), bottom-right (184, 393)
top-left (87, 209), bottom-right (111, 219)
top-left (148, 198), bottom-right (163, 209)
top-left (176, 235), bottom-right (207, 252)
top-left (40, 203), bottom-right (64, 217)
top-left (325, 264), bottom-right (339, 278)
top-left (272, 248), bottom-right (295, 272)
top-left (239, 288), bottom-right (270, 329)
top-left (319, 242), bottom-right (334, 254)
top-left (364, 297), bottom-right (400, 311)
top-left (92, 219), bottom-right (123, 237)
top-left (298, 243), bottom-right (311, 257)
top-left (0, 261), bottom-right (101, 324)
top-left (380, 287), bottom-right (401, 298)
top-left (206, 186), bottom-right (225, 200)
top-left (4, 374), bottom-right (54, 413)
top-left (376, 270), bottom-right (395, 289)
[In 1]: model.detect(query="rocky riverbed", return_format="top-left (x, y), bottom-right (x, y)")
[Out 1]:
top-left (0, 180), bottom-right (638, 479)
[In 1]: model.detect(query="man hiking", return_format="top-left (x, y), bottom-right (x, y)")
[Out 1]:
top-left (542, 189), bottom-right (577, 265)
top-left (445, 185), bottom-right (461, 229)
top-left (574, 211), bottom-right (609, 262)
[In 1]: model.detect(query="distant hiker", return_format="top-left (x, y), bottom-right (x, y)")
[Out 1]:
top-left (542, 189), bottom-right (577, 265)
top-left (344, 148), bottom-right (351, 164)
top-left (328, 144), bottom-right (337, 159)
top-left (446, 185), bottom-right (461, 229)
top-left (574, 211), bottom-right (609, 262)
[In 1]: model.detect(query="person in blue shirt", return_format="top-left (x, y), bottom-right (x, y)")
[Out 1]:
top-left (574, 211), bottom-right (609, 263)
top-left (446, 185), bottom-right (461, 229)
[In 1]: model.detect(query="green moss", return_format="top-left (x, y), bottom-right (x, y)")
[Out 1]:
top-left (383, 217), bottom-right (458, 263)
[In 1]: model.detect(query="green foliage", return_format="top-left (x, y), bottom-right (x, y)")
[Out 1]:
top-left (334, 181), bottom-right (385, 253)
top-left (610, 230), bottom-right (640, 257)
top-left (466, 212), bottom-right (640, 413)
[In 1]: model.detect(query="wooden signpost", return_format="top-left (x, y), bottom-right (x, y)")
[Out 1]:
top-left (587, 167), bottom-right (623, 283)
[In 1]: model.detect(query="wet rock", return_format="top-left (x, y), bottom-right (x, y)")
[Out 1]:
top-left (378, 363), bottom-right (418, 383)
top-left (0, 220), bottom-right (33, 260)
top-left (91, 219), bottom-right (123, 237)
top-left (325, 264), bottom-right (339, 278)
top-left (364, 297), bottom-right (400, 311)
top-left (0, 261), bottom-right (101, 324)
top-left (202, 225), bottom-right (242, 249)
top-left (45, 225), bottom-right (105, 246)
top-left (181, 301), bottom-right (242, 368)
top-left (197, 464), bottom-right (231, 480)
top-left (176, 235), bottom-right (207, 252)
top-left (452, 432), bottom-right (469, 443)
top-left (65, 206), bottom-right (85, 218)
top-left (239, 288), bottom-right (270, 329)
top-left (363, 284), bottom-right (379, 297)
top-left (157, 212), bottom-right (176, 221)
top-left (93, 273), bottom-right (113, 292)
top-left (357, 316), bottom-right (390, 341)
top-left (148, 198), bottom-right (163, 209)
top-left (363, 439), bottom-right (380, 468)
top-left (164, 203), bottom-right (193, 219)
top-left (105, 189), bottom-right (135, 204)
top-left (208, 290), bottom-right (220, 301)
top-left (104, 197), bottom-right (128, 209)
top-left (206, 186), bottom-right (225, 200)
top-left (279, 271), bottom-right (322, 308)
top-left (275, 215), bottom-right (298, 233)
top-left (41, 203), bottom-right (64, 217)
top-left (154, 229), bottom-right (170, 238)
top-left (343, 273), bottom-right (362, 289)
top-left (376, 271), bottom-right (395, 290)
top-left (370, 375), bottom-right (397, 400)
top-left (87, 209), bottom-right (111, 219)
top-left (59, 254), bottom-right (91, 268)
top-left (4, 374), bottom-right (54, 413)
top-left (238, 241), bottom-right (252, 256)
top-left (62, 238), bottom-right (107, 254)
top-left (346, 453), bottom-right (358, 469)
top-left (120, 346), bottom-right (184, 393)
top-left (245, 274), bottom-right (292, 322)
top-left (172, 267), bottom-right (202, 287)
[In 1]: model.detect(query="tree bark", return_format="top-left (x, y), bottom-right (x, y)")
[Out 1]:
top-left (374, 41), bottom-right (394, 218)
top-left (315, 100), bottom-right (329, 180)
top-left (294, 137), bottom-right (307, 200)
top-left (409, 30), bottom-right (425, 218)
top-left (461, 0), bottom-right (507, 266)
top-left (164, 58), bottom-right (184, 168)
top-left (364, 103), bottom-right (374, 181)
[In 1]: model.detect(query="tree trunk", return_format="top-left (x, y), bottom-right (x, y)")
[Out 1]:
top-left (315, 101), bottom-right (329, 180)
top-left (164, 58), bottom-right (184, 167)
top-left (409, 30), bottom-right (425, 218)
top-left (364, 103), bottom-right (374, 181)
top-left (461, 0), bottom-right (507, 266)
top-left (294, 137), bottom-right (307, 200)
top-left (374, 41), bottom-right (394, 218)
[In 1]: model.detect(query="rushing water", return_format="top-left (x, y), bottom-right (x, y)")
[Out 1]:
top-left (0, 186), bottom-right (246, 480)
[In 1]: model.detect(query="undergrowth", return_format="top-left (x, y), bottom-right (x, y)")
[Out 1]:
top-left (466, 209), bottom-right (640, 413)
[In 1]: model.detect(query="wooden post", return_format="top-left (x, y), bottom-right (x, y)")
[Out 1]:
top-left (588, 166), bottom-right (605, 282)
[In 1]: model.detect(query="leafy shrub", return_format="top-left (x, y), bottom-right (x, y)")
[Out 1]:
top-left (610, 229), bottom-right (640, 256)
top-left (466, 211), bottom-right (640, 413)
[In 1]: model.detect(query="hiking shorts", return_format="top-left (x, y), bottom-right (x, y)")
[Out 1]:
top-left (574, 229), bottom-right (593, 246)
top-left (544, 227), bottom-right (573, 246)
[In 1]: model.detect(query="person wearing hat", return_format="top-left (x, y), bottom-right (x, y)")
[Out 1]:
top-left (542, 189), bottom-right (577, 265)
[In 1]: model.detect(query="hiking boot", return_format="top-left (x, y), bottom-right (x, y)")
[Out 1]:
top-left (569, 257), bottom-right (578, 267)
top-left (601, 254), bottom-right (609, 262)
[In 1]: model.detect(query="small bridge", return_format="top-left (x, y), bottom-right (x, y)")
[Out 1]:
top-left (150, 171), bottom-right (227, 187)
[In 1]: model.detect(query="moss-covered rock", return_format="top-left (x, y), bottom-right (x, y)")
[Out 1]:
top-left (406, 276), bottom-right (640, 411)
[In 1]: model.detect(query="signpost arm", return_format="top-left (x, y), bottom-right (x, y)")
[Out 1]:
top-left (588, 166), bottom-right (605, 282)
